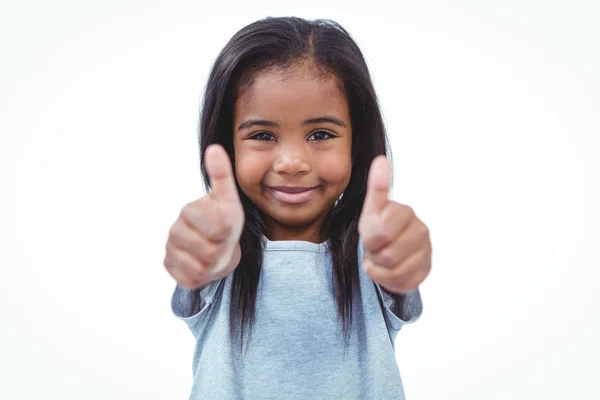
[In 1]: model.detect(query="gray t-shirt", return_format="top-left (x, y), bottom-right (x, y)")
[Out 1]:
top-left (171, 238), bottom-right (423, 399)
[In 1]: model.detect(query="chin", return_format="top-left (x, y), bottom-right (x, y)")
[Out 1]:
top-left (269, 209), bottom-right (323, 227)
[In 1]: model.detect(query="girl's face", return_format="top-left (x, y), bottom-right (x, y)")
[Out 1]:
top-left (233, 65), bottom-right (352, 243)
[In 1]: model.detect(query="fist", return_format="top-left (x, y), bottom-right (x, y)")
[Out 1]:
top-left (164, 144), bottom-right (245, 290)
top-left (358, 156), bottom-right (432, 294)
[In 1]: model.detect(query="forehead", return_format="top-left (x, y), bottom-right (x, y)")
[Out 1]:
top-left (234, 65), bottom-right (350, 122)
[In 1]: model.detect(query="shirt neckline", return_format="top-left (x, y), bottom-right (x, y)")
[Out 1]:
top-left (263, 236), bottom-right (329, 254)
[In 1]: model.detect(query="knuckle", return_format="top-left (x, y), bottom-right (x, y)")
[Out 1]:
top-left (363, 236), bottom-right (380, 251)
top-left (180, 203), bottom-right (198, 222)
top-left (189, 264), bottom-right (208, 282)
top-left (202, 240), bottom-right (229, 266)
top-left (388, 201), bottom-right (403, 214)
top-left (357, 221), bottom-right (367, 237)
top-left (422, 262), bottom-right (432, 279)
top-left (182, 200), bottom-right (211, 224)
top-left (183, 256), bottom-right (207, 281)
top-left (422, 243), bottom-right (433, 262)
top-left (420, 250), bottom-right (432, 272)
top-left (170, 248), bottom-right (186, 268)
top-left (421, 224), bottom-right (430, 239)
top-left (208, 227), bottom-right (226, 242)
top-left (372, 231), bottom-right (389, 246)
top-left (202, 245), bottom-right (220, 267)
top-left (381, 227), bottom-right (395, 241)
top-left (163, 252), bottom-right (173, 270)
top-left (168, 220), bottom-right (181, 240)
top-left (362, 258), bottom-right (375, 273)
top-left (361, 235), bottom-right (374, 249)
top-left (416, 240), bottom-right (432, 260)
top-left (378, 250), bottom-right (396, 267)
top-left (164, 252), bottom-right (181, 274)
top-left (167, 227), bottom-right (183, 246)
top-left (402, 204), bottom-right (415, 219)
top-left (164, 246), bottom-right (181, 266)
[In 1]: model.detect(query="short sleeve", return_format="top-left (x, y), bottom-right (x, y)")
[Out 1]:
top-left (375, 283), bottom-right (423, 332)
top-left (171, 279), bottom-right (222, 332)
top-left (358, 238), bottom-right (424, 332)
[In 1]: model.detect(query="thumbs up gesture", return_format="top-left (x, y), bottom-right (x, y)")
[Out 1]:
top-left (358, 156), bottom-right (432, 294)
top-left (164, 144), bottom-right (245, 290)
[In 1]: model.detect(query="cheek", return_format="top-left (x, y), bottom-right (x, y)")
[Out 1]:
top-left (316, 149), bottom-right (352, 187)
top-left (235, 149), bottom-right (267, 190)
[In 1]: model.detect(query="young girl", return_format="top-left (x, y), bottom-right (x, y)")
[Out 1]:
top-left (165, 16), bottom-right (432, 400)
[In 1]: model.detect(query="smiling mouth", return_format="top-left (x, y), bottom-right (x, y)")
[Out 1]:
top-left (266, 186), bottom-right (320, 204)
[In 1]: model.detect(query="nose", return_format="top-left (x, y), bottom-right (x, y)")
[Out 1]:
top-left (272, 144), bottom-right (311, 176)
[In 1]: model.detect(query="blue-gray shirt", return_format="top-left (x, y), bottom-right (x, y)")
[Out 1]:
top-left (171, 239), bottom-right (423, 399)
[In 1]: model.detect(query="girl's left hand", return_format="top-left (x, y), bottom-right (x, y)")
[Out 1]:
top-left (358, 156), bottom-right (432, 294)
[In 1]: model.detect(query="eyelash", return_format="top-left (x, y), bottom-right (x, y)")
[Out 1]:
top-left (250, 130), bottom-right (335, 142)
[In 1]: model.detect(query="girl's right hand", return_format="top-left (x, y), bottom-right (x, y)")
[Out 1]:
top-left (164, 144), bottom-right (245, 290)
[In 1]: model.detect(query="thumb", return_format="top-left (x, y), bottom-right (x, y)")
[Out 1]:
top-left (362, 155), bottom-right (391, 217)
top-left (204, 144), bottom-right (240, 206)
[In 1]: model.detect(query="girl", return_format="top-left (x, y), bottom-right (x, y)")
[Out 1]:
top-left (165, 16), bottom-right (432, 400)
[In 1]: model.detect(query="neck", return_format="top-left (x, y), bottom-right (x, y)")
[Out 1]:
top-left (266, 217), bottom-right (324, 244)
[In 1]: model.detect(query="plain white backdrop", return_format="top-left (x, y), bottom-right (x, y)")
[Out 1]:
top-left (1, 0), bottom-right (599, 399)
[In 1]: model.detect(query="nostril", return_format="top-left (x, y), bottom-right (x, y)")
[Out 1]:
top-left (273, 158), bottom-right (311, 175)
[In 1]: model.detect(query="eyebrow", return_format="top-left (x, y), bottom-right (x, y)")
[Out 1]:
top-left (237, 116), bottom-right (347, 131)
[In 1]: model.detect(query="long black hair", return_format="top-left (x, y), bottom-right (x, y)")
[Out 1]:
top-left (198, 16), bottom-right (398, 351)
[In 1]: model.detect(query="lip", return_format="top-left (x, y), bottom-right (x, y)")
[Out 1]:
top-left (266, 186), bottom-right (320, 204)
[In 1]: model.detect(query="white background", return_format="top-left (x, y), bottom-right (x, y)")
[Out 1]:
top-left (1, 0), bottom-right (599, 399)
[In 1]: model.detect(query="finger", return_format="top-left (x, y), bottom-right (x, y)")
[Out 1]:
top-left (362, 155), bottom-right (391, 217)
top-left (358, 156), bottom-right (392, 249)
top-left (180, 200), bottom-right (228, 241)
top-left (361, 202), bottom-right (413, 253)
top-left (395, 263), bottom-right (430, 294)
top-left (378, 203), bottom-right (413, 240)
top-left (363, 201), bottom-right (418, 254)
top-left (367, 223), bottom-right (422, 268)
top-left (164, 246), bottom-right (207, 289)
top-left (204, 144), bottom-right (240, 205)
top-left (365, 250), bottom-right (431, 294)
top-left (171, 217), bottom-right (226, 266)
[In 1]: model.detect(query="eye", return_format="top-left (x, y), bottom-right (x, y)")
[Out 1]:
top-left (308, 130), bottom-right (334, 141)
top-left (250, 132), bottom-right (275, 141)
